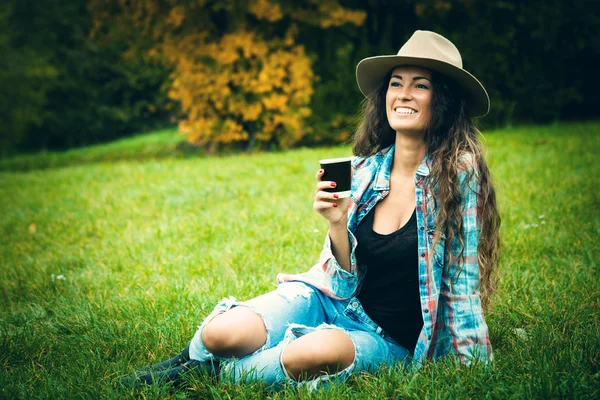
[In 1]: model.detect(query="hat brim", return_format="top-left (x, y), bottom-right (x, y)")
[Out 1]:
top-left (356, 55), bottom-right (490, 118)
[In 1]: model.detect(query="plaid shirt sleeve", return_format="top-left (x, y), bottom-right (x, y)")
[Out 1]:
top-left (440, 164), bottom-right (493, 364)
top-left (317, 228), bottom-right (360, 299)
top-left (276, 226), bottom-right (359, 300)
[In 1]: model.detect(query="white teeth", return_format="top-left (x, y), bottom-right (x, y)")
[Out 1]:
top-left (394, 107), bottom-right (416, 114)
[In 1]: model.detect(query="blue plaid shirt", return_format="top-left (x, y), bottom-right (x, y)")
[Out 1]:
top-left (277, 144), bottom-right (492, 366)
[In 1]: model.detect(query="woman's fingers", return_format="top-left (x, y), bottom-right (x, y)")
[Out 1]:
top-left (316, 169), bottom-right (338, 192)
top-left (313, 200), bottom-right (339, 211)
top-left (315, 180), bottom-right (337, 192)
top-left (314, 190), bottom-right (340, 202)
top-left (314, 168), bottom-right (347, 224)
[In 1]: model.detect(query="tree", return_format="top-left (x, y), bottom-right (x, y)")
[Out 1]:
top-left (0, 1), bottom-right (56, 153)
top-left (89, 0), bottom-right (366, 151)
top-left (0, 0), bottom-right (172, 154)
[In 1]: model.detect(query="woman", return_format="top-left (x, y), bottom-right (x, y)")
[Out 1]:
top-left (122, 30), bottom-right (501, 390)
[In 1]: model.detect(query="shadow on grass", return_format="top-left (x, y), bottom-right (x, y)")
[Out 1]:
top-left (0, 139), bottom-right (207, 173)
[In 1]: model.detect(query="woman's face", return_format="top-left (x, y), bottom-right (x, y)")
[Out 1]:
top-left (385, 66), bottom-right (433, 135)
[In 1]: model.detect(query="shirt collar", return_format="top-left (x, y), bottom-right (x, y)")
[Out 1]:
top-left (416, 153), bottom-right (431, 177)
top-left (372, 144), bottom-right (430, 191)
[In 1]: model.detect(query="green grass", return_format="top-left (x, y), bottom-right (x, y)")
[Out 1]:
top-left (1, 121), bottom-right (599, 399)
top-left (0, 128), bottom-right (190, 172)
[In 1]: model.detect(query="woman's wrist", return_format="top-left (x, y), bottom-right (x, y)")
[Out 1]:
top-left (329, 217), bottom-right (348, 231)
top-left (328, 216), bottom-right (351, 272)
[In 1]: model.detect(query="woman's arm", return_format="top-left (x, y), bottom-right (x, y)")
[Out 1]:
top-left (312, 168), bottom-right (359, 297)
top-left (277, 166), bottom-right (360, 299)
top-left (328, 219), bottom-right (351, 272)
top-left (313, 169), bottom-right (352, 272)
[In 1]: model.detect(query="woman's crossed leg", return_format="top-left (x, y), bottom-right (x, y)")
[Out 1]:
top-left (200, 304), bottom-right (355, 381)
top-left (188, 282), bottom-right (404, 388)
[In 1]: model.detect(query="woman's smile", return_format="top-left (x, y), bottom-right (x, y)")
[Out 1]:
top-left (393, 106), bottom-right (418, 115)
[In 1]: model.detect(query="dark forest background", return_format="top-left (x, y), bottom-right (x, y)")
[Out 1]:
top-left (1, 0), bottom-right (598, 154)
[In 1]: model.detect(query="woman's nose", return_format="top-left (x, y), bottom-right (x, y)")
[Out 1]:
top-left (398, 86), bottom-right (413, 100)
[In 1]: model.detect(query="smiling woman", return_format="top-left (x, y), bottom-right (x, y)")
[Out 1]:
top-left (121, 30), bottom-right (501, 392)
top-left (385, 67), bottom-right (433, 134)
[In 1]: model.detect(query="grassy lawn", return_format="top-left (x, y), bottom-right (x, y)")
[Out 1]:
top-left (0, 128), bottom-right (187, 173)
top-left (1, 121), bottom-right (599, 399)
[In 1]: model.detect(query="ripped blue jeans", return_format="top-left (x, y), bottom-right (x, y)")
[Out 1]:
top-left (188, 282), bottom-right (411, 390)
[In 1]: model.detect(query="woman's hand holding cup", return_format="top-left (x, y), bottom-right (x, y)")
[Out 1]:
top-left (313, 169), bottom-right (349, 226)
top-left (313, 157), bottom-right (352, 226)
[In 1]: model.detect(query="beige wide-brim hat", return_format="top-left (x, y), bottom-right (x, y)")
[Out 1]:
top-left (356, 30), bottom-right (490, 118)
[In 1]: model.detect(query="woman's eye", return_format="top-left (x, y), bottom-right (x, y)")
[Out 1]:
top-left (390, 81), bottom-right (401, 87)
top-left (416, 83), bottom-right (429, 89)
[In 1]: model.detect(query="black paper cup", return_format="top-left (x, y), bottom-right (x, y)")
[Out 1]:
top-left (319, 157), bottom-right (353, 198)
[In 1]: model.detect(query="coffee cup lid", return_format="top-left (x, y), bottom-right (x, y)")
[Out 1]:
top-left (319, 156), bottom-right (354, 164)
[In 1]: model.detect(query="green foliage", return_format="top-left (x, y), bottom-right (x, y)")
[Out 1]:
top-left (0, 0), bottom-right (173, 154)
top-left (410, 0), bottom-right (600, 126)
top-left (1, 0), bottom-right (598, 154)
top-left (305, 0), bottom-right (600, 131)
top-left (1, 122), bottom-right (599, 398)
top-left (0, 1), bottom-right (57, 153)
top-left (88, 0), bottom-right (366, 151)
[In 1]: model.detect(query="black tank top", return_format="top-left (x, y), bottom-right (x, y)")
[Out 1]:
top-left (355, 204), bottom-right (423, 352)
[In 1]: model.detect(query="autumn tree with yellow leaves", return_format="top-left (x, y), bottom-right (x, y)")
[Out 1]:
top-left (89, 0), bottom-right (365, 151)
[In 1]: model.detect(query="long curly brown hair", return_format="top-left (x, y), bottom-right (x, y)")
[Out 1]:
top-left (352, 69), bottom-right (501, 309)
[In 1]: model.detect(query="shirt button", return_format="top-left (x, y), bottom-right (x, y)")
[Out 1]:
top-left (424, 309), bottom-right (429, 313)
top-left (419, 226), bottom-right (424, 231)
top-left (428, 335), bottom-right (432, 340)
top-left (421, 253), bottom-right (426, 258)
top-left (351, 301), bottom-right (359, 309)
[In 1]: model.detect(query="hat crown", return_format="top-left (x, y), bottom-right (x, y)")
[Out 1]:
top-left (398, 30), bottom-right (463, 69)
